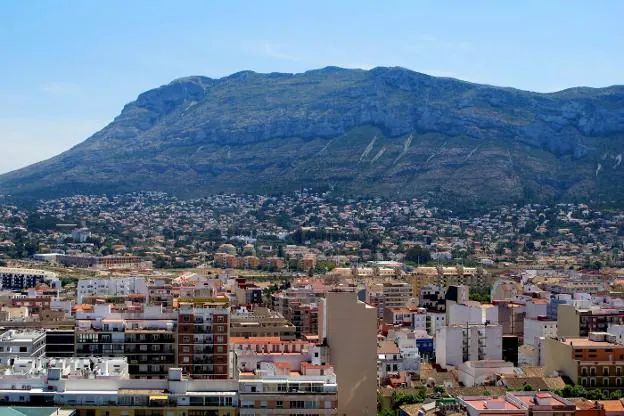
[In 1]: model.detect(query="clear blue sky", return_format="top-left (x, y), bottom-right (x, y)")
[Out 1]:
top-left (1, 0), bottom-right (623, 173)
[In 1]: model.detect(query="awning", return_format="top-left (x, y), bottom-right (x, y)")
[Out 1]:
top-left (149, 395), bottom-right (169, 400)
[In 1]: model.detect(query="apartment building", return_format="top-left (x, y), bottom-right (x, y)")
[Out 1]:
top-left (411, 266), bottom-right (492, 291)
top-left (10, 293), bottom-right (52, 315)
top-left (76, 277), bottom-right (148, 303)
top-left (177, 298), bottom-right (230, 379)
top-left (383, 307), bottom-right (427, 331)
top-left (495, 300), bottom-right (526, 341)
top-left (74, 305), bottom-right (177, 379)
top-left (447, 302), bottom-right (498, 326)
top-left (545, 332), bottom-right (624, 393)
top-left (147, 278), bottom-right (174, 310)
top-left (419, 284), bottom-right (446, 312)
top-left (231, 307), bottom-right (296, 340)
top-left (272, 287), bottom-right (320, 337)
top-left (524, 316), bottom-right (558, 347)
top-left (426, 311), bottom-right (446, 336)
top-left (232, 335), bottom-right (337, 414)
top-left (45, 329), bottom-right (75, 357)
top-left (319, 290), bottom-right (377, 415)
top-left (0, 358), bottom-right (238, 416)
top-left (0, 329), bottom-right (46, 365)
top-left (0, 267), bottom-right (60, 290)
top-left (367, 281), bottom-right (412, 318)
top-left (435, 324), bottom-right (503, 369)
top-left (558, 304), bottom-right (624, 337)
top-left (97, 255), bottom-right (143, 269)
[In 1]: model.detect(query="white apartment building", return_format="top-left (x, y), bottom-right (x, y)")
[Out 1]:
top-left (0, 329), bottom-right (46, 365)
top-left (76, 277), bottom-right (148, 303)
top-left (447, 302), bottom-right (498, 326)
top-left (233, 337), bottom-right (338, 414)
top-left (524, 317), bottom-right (558, 347)
top-left (426, 311), bottom-right (446, 336)
top-left (607, 324), bottom-right (624, 345)
top-left (435, 324), bottom-right (503, 369)
top-left (0, 361), bottom-right (238, 412)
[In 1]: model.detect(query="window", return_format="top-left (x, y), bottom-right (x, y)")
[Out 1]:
top-left (590, 367), bottom-right (596, 376)
top-left (581, 368), bottom-right (588, 377)
top-left (276, 401), bottom-right (283, 408)
top-left (603, 367), bottom-right (609, 376)
top-left (603, 378), bottom-right (609, 387)
top-left (19, 347), bottom-right (27, 353)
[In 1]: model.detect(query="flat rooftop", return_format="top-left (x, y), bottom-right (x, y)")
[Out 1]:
top-left (463, 397), bottom-right (523, 411)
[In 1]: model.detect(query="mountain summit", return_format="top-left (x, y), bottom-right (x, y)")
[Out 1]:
top-left (2, 67), bottom-right (624, 206)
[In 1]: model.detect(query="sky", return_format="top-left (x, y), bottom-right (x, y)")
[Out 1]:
top-left (1, 0), bottom-right (623, 173)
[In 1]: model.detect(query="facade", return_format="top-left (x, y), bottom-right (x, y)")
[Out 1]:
top-left (0, 267), bottom-right (59, 290)
top-left (320, 290), bottom-right (377, 415)
top-left (76, 277), bottom-right (149, 303)
top-left (231, 307), bottom-right (296, 340)
top-left (558, 304), bottom-right (624, 337)
top-left (544, 332), bottom-right (624, 393)
top-left (411, 266), bottom-right (492, 291)
top-left (524, 316), bottom-right (558, 347)
top-left (45, 329), bottom-right (75, 357)
top-left (447, 302), bottom-right (498, 326)
top-left (367, 282), bottom-right (412, 318)
top-left (457, 360), bottom-right (515, 387)
top-left (177, 299), bottom-right (230, 379)
top-left (435, 324), bottom-right (503, 369)
top-left (147, 278), bottom-right (174, 310)
top-left (383, 307), bottom-right (427, 331)
top-left (75, 305), bottom-right (177, 379)
top-left (0, 329), bottom-right (46, 365)
top-left (272, 287), bottom-right (319, 337)
top-left (426, 312), bottom-right (446, 336)
top-left (0, 361), bottom-right (238, 416)
top-left (233, 337), bottom-right (338, 414)
top-left (495, 300), bottom-right (526, 341)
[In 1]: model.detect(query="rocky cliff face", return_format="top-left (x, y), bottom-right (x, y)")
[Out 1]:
top-left (1, 67), bottom-right (624, 206)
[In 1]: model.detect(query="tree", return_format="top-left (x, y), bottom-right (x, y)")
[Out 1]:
top-left (610, 390), bottom-right (623, 400)
top-left (405, 245), bottom-right (431, 264)
top-left (585, 389), bottom-right (605, 400)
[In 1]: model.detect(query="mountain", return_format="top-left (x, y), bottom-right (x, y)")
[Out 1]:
top-left (2, 66), bottom-right (624, 207)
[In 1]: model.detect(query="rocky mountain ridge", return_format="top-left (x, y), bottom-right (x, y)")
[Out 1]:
top-left (1, 66), bottom-right (623, 206)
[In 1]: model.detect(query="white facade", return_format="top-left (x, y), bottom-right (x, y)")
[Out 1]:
top-left (77, 277), bottom-right (148, 303)
top-left (607, 324), bottom-right (624, 345)
top-left (524, 318), bottom-right (557, 347)
top-left (426, 312), bottom-right (446, 336)
top-left (525, 300), bottom-right (548, 318)
top-left (435, 324), bottom-right (503, 369)
top-left (0, 329), bottom-right (46, 365)
top-left (447, 302), bottom-right (498, 326)
top-left (457, 360), bottom-right (515, 387)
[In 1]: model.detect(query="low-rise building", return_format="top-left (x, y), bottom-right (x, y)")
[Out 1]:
top-left (544, 332), bottom-right (624, 392)
top-left (0, 329), bottom-right (46, 365)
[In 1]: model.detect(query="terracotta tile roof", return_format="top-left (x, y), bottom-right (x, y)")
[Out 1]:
top-left (378, 340), bottom-right (400, 355)
top-left (598, 400), bottom-right (624, 412)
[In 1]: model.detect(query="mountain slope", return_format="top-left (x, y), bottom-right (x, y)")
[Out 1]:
top-left (1, 66), bottom-right (624, 206)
